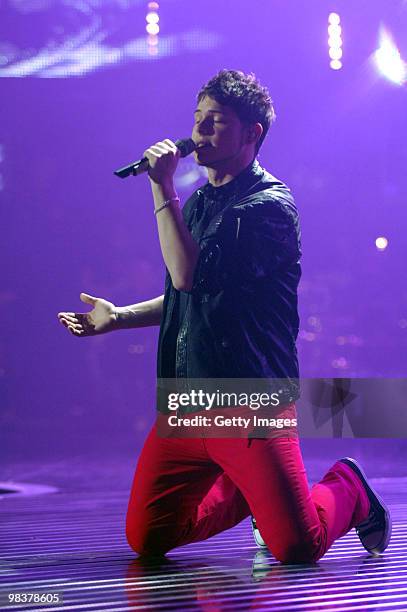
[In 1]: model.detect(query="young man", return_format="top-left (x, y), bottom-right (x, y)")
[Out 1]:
top-left (58, 70), bottom-right (391, 563)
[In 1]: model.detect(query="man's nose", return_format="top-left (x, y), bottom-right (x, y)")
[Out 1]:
top-left (196, 119), bottom-right (213, 135)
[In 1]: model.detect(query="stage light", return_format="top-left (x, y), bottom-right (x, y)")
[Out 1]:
top-left (330, 59), bottom-right (342, 70)
top-left (329, 47), bottom-right (343, 60)
top-left (375, 236), bottom-right (388, 250)
top-left (148, 34), bottom-right (158, 46)
top-left (374, 28), bottom-right (407, 85)
top-left (146, 23), bottom-right (159, 36)
top-left (332, 357), bottom-right (348, 369)
top-left (328, 12), bottom-right (341, 26)
top-left (328, 13), bottom-right (343, 70)
top-left (146, 1), bottom-right (160, 54)
top-left (328, 24), bottom-right (342, 37)
top-left (328, 36), bottom-right (342, 48)
top-left (146, 12), bottom-right (159, 24)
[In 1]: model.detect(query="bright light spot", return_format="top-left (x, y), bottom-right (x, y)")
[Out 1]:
top-left (299, 330), bottom-right (316, 342)
top-left (329, 12), bottom-right (341, 26)
top-left (146, 23), bottom-right (160, 35)
top-left (307, 315), bottom-right (322, 331)
top-left (375, 28), bottom-right (407, 85)
top-left (146, 12), bottom-right (159, 24)
top-left (329, 47), bottom-right (343, 60)
top-left (375, 236), bottom-right (388, 250)
top-left (332, 357), bottom-right (348, 369)
top-left (148, 1), bottom-right (159, 8)
top-left (328, 35), bottom-right (342, 48)
top-left (328, 24), bottom-right (342, 37)
top-left (328, 14), bottom-right (343, 70)
top-left (148, 34), bottom-right (158, 46)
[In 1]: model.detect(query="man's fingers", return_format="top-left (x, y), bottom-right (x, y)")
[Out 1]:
top-left (150, 145), bottom-right (168, 157)
top-left (57, 311), bottom-right (88, 336)
top-left (62, 319), bottom-right (83, 332)
top-left (154, 141), bottom-right (175, 153)
top-left (163, 138), bottom-right (178, 153)
top-left (145, 142), bottom-right (177, 157)
top-left (68, 325), bottom-right (84, 336)
top-left (58, 313), bottom-right (84, 330)
top-left (58, 314), bottom-right (78, 325)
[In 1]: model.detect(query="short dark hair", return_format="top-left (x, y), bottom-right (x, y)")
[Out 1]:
top-left (197, 69), bottom-right (276, 154)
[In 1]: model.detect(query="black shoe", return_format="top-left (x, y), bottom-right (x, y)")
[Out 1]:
top-left (339, 457), bottom-right (392, 555)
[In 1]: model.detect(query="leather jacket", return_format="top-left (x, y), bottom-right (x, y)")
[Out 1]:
top-left (156, 159), bottom-right (302, 412)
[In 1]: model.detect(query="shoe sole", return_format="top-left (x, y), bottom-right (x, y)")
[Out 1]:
top-left (340, 457), bottom-right (392, 554)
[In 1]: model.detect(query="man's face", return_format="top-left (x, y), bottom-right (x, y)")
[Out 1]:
top-left (191, 95), bottom-right (249, 167)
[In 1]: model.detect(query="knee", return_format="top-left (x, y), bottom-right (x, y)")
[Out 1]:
top-left (126, 524), bottom-right (164, 557)
top-left (126, 521), bottom-right (175, 557)
top-left (272, 540), bottom-right (321, 565)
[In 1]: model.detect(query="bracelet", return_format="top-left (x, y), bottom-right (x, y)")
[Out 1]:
top-left (154, 196), bottom-right (180, 216)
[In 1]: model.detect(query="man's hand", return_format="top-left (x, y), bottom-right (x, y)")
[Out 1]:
top-left (143, 139), bottom-right (181, 186)
top-left (57, 293), bottom-right (118, 337)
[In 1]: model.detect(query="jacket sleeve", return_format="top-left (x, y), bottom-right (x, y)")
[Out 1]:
top-left (187, 197), bottom-right (301, 295)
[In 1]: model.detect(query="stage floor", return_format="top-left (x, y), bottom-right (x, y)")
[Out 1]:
top-left (1, 457), bottom-right (406, 611)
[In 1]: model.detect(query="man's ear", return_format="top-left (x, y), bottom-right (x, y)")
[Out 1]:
top-left (247, 122), bottom-right (263, 146)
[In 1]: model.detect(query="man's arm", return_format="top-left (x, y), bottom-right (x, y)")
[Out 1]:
top-left (58, 293), bottom-right (164, 337)
top-left (144, 139), bottom-right (200, 291)
top-left (115, 294), bottom-right (164, 329)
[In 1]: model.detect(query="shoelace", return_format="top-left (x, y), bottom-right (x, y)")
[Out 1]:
top-left (356, 508), bottom-right (384, 537)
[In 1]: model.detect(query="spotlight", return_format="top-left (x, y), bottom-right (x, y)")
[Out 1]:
top-left (146, 2), bottom-right (160, 55)
top-left (374, 27), bottom-right (407, 85)
top-left (328, 24), bottom-right (342, 37)
top-left (375, 236), bottom-right (388, 251)
top-left (328, 12), bottom-right (341, 26)
top-left (329, 47), bottom-right (343, 60)
top-left (328, 13), bottom-right (343, 70)
top-left (146, 12), bottom-right (159, 24)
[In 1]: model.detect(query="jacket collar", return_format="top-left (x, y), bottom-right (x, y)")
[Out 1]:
top-left (201, 158), bottom-right (263, 202)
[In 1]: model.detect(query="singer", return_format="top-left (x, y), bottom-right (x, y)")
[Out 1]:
top-left (57, 70), bottom-right (391, 563)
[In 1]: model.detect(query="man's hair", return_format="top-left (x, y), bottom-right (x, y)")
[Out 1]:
top-left (196, 69), bottom-right (276, 154)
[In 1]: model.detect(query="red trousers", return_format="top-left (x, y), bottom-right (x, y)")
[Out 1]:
top-left (125, 405), bottom-right (370, 564)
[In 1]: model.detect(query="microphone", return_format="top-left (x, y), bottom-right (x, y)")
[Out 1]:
top-left (113, 138), bottom-right (197, 179)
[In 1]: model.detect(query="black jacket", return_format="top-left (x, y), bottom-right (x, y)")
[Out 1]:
top-left (156, 159), bottom-right (302, 412)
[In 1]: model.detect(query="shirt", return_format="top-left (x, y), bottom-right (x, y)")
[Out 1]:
top-left (156, 158), bottom-right (302, 413)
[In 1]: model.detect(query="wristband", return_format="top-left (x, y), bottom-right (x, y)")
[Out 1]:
top-left (154, 196), bottom-right (180, 216)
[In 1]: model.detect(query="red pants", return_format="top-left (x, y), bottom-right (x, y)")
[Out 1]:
top-left (125, 406), bottom-right (370, 564)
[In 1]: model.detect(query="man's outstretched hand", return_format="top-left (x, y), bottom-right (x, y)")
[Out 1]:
top-left (57, 293), bottom-right (118, 337)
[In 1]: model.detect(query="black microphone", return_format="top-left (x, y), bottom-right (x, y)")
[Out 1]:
top-left (113, 138), bottom-right (197, 179)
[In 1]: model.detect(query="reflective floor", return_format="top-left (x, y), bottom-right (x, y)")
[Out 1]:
top-left (1, 458), bottom-right (406, 611)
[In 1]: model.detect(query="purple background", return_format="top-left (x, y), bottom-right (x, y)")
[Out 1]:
top-left (1, 0), bottom-right (406, 471)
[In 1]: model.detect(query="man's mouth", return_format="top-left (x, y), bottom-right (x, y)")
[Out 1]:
top-left (196, 142), bottom-right (212, 149)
